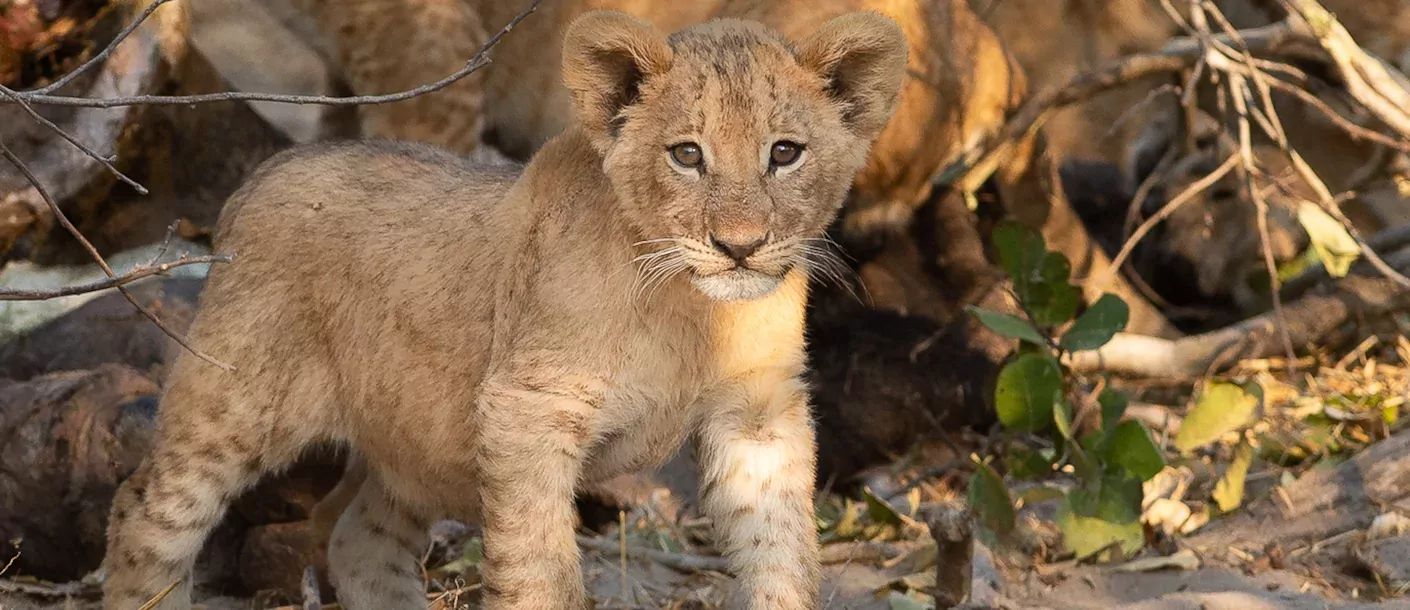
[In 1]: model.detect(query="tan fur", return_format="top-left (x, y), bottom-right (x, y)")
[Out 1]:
top-left (101, 11), bottom-right (906, 610)
top-left (255, 0), bottom-right (1020, 238)
top-left (977, 0), bottom-right (1180, 164)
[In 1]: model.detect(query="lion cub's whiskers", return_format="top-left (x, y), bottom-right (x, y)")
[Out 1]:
top-left (797, 240), bottom-right (864, 303)
top-left (631, 247), bottom-right (687, 305)
top-left (642, 258), bottom-right (691, 305)
top-left (632, 237), bottom-right (681, 248)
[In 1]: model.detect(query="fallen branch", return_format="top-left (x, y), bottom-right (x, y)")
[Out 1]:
top-left (1188, 426), bottom-right (1410, 558)
top-left (1070, 272), bottom-right (1410, 377)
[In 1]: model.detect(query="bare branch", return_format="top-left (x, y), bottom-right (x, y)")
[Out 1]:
top-left (0, 139), bottom-right (233, 371)
top-left (1071, 273), bottom-right (1410, 377)
top-left (0, 255), bottom-right (228, 301)
top-left (0, 84), bottom-right (149, 194)
top-left (1, 0), bottom-right (544, 110)
top-left (1280, 0), bottom-right (1410, 137)
top-left (1260, 76), bottom-right (1410, 152)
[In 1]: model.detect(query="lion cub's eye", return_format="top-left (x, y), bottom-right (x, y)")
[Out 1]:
top-left (770, 141), bottom-right (804, 168)
top-left (669, 143), bottom-right (704, 169)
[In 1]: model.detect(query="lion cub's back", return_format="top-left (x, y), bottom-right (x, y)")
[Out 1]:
top-left (217, 139), bottom-right (518, 243)
top-left (194, 140), bottom-right (519, 372)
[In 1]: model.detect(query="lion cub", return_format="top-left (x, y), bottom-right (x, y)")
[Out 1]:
top-left (102, 10), bottom-right (905, 610)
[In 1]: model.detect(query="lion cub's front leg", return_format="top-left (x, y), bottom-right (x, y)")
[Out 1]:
top-left (697, 375), bottom-right (821, 609)
top-left (476, 379), bottom-right (594, 610)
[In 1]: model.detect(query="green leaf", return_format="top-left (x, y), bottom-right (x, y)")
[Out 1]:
top-left (1099, 388), bottom-right (1129, 434)
top-left (1031, 253), bottom-right (1080, 326)
top-left (989, 221), bottom-right (1083, 326)
top-left (1060, 294), bottom-right (1130, 351)
top-left (1213, 441), bottom-right (1255, 513)
top-left (1058, 472), bottom-right (1146, 561)
top-left (1018, 485), bottom-right (1067, 506)
top-left (862, 486), bottom-right (904, 526)
top-left (436, 537), bottom-right (484, 575)
top-left (1175, 382), bottom-right (1263, 453)
top-left (1005, 445), bottom-right (1053, 480)
top-left (968, 460), bottom-right (1016, 535)
top-left (1054, 398), bottom-right (1076, 440)
top-left (1057, 497), bottom-right (1146, 561)
top-left (1110, 420), bottom-right (1167, 481)
top-left (1079, 429), bottom-right (1107, 458)
top-left (994, 220), bottom-right (1046, 285)
top-left (1298, 201), bottom-right (1360, 278)
top-left (964, 306), bottom-right (1046, 344)
top-left (995, 353), bottom-right (1063, 433)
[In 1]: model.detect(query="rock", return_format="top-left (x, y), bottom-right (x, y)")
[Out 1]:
top-left (0, 364), bottom-right (159, 580)
top-left (0, 277), bottom-right (204, 380)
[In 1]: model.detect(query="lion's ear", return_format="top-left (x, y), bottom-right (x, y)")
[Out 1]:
top-left (562, 11), bottom-right (673, 151)
top-left (794, 12), bottom-right (908, 140)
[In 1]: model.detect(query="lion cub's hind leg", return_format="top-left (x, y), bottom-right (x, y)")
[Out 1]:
top-left (326, 472), bottom-right (433, 610)
top-left (102, 369), bottom-right (319, 609)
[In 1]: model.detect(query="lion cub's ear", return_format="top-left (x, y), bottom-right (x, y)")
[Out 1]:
top-left (794, 12), bottom-right (908, 140)
top-left (562, 10), bottom-right (674, 152)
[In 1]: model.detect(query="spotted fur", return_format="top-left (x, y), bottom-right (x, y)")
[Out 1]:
top-left (101, 12), bottom-right (906, 610)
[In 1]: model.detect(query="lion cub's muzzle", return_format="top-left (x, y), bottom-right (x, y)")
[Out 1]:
top-left (682, 231), bottom-right (805, 302)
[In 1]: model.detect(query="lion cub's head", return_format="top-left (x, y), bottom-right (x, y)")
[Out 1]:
top-left (562, 11), bottom-right (906, 301)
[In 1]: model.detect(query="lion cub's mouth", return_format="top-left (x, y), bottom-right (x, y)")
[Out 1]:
top-left (689, 267), bottom-right (787, 301)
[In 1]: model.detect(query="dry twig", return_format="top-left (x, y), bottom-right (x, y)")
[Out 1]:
top-left (1099, 153), bottom-right (1241, 290)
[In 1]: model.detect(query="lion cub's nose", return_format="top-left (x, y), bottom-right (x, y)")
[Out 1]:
top-left (710, 233), bottom-right (767, 264)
